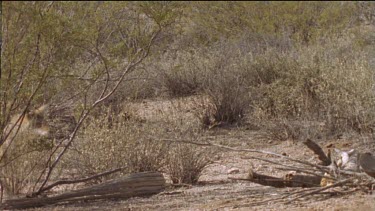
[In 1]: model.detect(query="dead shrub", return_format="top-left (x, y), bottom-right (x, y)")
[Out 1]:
top-left (126, 138), bottom-right (170, 173)
top-left (248, 39), bottom-right (375, 137)
top-left (121, 75), bottom-right (162, 100)
top-left (164, 34), bottom-right (375, 136)
top-left (161, 56), bottom-right (204, 97)
top-left (0, 132), bottom-right (54, 196)
top-left (158, 50), bottom-right (205, 97)
top-left (260, 119), bottom-right (330, 142)
top-left (186, 43), bottom-right (253, 127)
top-left (64, 112), bottom-right (170, 182)
top-left (165, 143), bottom-right (215, 184)
top-left (205, 73), bottom-right (251, 126)
top-left (262, 120), bottom-right (303, 142)
top-left (151, 33), bottom-right (375, 138)
top-left (162, 69), bottom-right (202, 97)
top-left (189, 96), bottom-right (217, 129)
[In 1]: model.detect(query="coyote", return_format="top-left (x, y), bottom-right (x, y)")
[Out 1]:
top-left (0, 105), bottom-right (51, 196)
top-left (334, 148), bottom-right (360, 172)
top-left (0, 105), bottom-right (50, 160)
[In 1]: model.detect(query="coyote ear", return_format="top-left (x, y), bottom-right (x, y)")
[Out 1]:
top-left (347, 149), bottom-right (356, 156)
top-left (34, 127), bottom-right (49, 136)
top-left (29, 105), bottom-right (47, 116)
top-left (34, 105), bottom-right (47, 114)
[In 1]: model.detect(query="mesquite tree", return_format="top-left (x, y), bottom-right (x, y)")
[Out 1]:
top-left (0, 1), bottom-right (180, 196)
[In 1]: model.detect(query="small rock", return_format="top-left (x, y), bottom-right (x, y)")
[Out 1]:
top-left (227, 168), bottom-right (240, 174)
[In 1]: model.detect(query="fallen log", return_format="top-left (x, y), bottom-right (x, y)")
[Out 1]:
top-left (33, 167), bottom-right (125, 197)
top-left (1, 171), bottom-right (165, 210)
top-left (230, 170), bottom-right (321, 188)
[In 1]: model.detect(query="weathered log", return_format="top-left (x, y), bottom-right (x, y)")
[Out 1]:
top-left (303, 139), bottom-right (331, 166)
top-left (34, 167), bottom-right (125, 196)
top-left (1, 171), bottom-right (165, 210)
top-left (230, 170), bottom-right (321, 188)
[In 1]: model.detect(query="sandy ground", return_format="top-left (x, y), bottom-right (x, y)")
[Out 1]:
top-left (28, 136), bottom-right (375, 211)
top-left (14, 97), bottom-right (375, 210)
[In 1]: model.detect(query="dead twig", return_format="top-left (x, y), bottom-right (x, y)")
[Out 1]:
top-left (275, 167), bottom-right (329, 179)
top-left (31, 167), bottom-right (125, 197)
top-left (232, 188), bottom-right (314, 208)
top-left (161, 139), bottom-right (328, 171)
top-left (161, 138), bottom-right (375, 208)
top-left (286, 179), bottom-right (351, 204)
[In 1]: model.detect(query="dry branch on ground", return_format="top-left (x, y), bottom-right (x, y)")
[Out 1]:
top-left (0, 172), bottom-right (165, 210)
top-left (163, 138), bottom-right (375, 205)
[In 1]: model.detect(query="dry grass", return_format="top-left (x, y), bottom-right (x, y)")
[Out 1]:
top-left (62, 102), bottom-right (216, 185)
top-left (165, 142), bottom-right (216, 184)
top-left (0, 131), bottom-right (54, 196)
top-left (157, 33), bottom-right (375, 136)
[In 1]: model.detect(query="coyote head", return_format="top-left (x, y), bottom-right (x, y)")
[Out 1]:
top-left (1, 105), bottom-right (50, 158)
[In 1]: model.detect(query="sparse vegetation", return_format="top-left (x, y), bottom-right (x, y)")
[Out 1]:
top-left (1, 1), bottom-right (375, 209)
top-left (65, 114), bottom-right (170, 181)
top-left (0, 131), bottom-right (54, 195)
top-left (63, 104), bottom-right (214, 185)
top-left (166, 142), bottom-right (216, 184)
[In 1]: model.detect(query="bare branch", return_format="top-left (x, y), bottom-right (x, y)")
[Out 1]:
top-left (161, 138), bottom-right (328, 171)
top-left (33, 25), bottom-right (162, 197)
top-left (33, 167), bottom-right (124, 196)
top-left (286, 179), bottom-right (351, 204)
